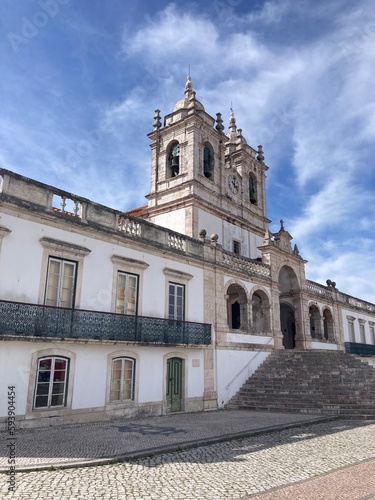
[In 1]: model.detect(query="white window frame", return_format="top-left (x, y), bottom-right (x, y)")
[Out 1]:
top-left (168, 282), bottom-right (185, 321)
top-left (347, 316), bottom-right (356, 342)
top-left (34, 356), bottom-right (69, 409)
top-left (110, 357), bottom-right (135, 402)
top-left (111, 255), bottom-right (149, 315)
top-left (106, 350), bottom-right (139, 407)
top-left (39, 237), bottom-right (91, 308)
top-left (45, 257), bottom-right (77, 308)
top-left (26, 348), bottom-right (75, 417)
top-left (163, 268), bottom-right (193, 322)
top-left (369, 323), bottom-right (375, 345)
top-left (115, 271), bottom-right (138, 315)
top-left (359, 320), bottom-right (366, 344)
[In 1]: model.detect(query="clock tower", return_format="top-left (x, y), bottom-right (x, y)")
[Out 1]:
top-left (144, 77), bottom-right (270, 259)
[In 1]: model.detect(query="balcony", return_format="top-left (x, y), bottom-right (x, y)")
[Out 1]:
top-left (0, 300), bottom-right (211, 346)
top-left (345, 342), bottom-right (375, 356)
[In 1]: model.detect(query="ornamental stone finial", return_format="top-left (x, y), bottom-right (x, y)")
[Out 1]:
top-left (215, 112), bottom-right (224, 133)
top-left (185, 75), bottom-right (193, 96)
top-left (153, 109), bottom-right (161, 131)
top-left (257, 145), bottom-right (265, 163)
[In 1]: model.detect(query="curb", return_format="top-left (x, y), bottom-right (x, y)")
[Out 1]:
top-left (0, 415), bottom-right (340, 473)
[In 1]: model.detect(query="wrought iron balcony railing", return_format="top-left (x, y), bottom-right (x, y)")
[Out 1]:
top-left (0, 300), bottom-right (211, 346)
top-left (345, 342), bottom-right (375, 356)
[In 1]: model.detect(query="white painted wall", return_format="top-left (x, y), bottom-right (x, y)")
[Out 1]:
top-left (0, 341), bottom-right (206, 419)
top-left (197, 208), bottom-right (263, 259)
top-left (0, 342), bottom-right (31, 416)
top-left (310, 342), bottom-right (338, 351)
top-left (227, 333), bottom-right (274, 345)
top-left (197, 209), bottom-right (223, 244)
top-left (216, 349), bottom-right (270, 407)
top-left (341, 308), bottom-right (375, 343)
top-left (0, 213), bottom-right (204, 323)
top-left (153, 209), bottom-right (186, 235)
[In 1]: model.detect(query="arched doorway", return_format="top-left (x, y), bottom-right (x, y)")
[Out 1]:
top-left (251, 290), bottom-right (270, 333)
top-left (323, 308), bottom-right (334, 341)
top-left (309, 305), bottom-right (321, 339)
top-left (280, 303), bottom-right (296, 349)
top-left (226, 283), bottom-right (248, 331)
top-left (278, 265), bottom-right (301, 349)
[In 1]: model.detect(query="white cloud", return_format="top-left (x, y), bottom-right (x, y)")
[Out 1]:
top-left (123, 4), bottom-right (218, 59)
top-left (1, 0), bottom-right (374, 302)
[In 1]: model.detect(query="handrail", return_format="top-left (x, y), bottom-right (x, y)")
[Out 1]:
top-left (224, 335), bottom-right (274, 394)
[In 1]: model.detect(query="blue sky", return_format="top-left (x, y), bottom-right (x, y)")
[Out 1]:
top-left (1, 0), bottom-right (375, 302)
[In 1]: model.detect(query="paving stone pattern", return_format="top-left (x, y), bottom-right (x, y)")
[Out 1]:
top-left (1, 419), bottom-right (375, 499)
top-left (0, 410), bottom-right (323, 470)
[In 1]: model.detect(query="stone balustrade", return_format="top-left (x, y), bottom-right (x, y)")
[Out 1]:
top-left (305, 280), bottom-right (332, 299)
top-left (222, 252), bottom-right (271, 279)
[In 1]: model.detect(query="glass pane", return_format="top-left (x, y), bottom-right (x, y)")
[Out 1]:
top-left (37, 358), bottom-right (51, 382)
top-left (122, 386), bottom-right (131, 400)
top-left (110, 379), bottom-right (121, 401)
top-left (54, 359), bottom-right (66, 370)
top-left (51, 394), bottom-right (64, 406)
top-left (36, 383), bottom-right (49, 396)
top-left (116, 274), bottom-right (126, 313)
top-left (113, 359), bottom-right (122, 370)
top-left (61, 263), bottom-right (75, 307)
top-left (35, 395), bottom-right (48, 408)
top-left (45, 260), bottom-right (60, 306)
top-left (52, 382), bottom-right (65, 394)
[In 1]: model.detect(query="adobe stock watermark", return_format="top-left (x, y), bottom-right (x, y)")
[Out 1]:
top-left (339, 17), bottom-right (375, 60)
top-left (7, 385), bottom-right (16, 492)
top-left (7, 0), bottom-right (71, 54)
top-left (214, 0), bottom-right (242, 25)
top-left (60, 64), bottom-right (168, 171)
top-left (260, 104), bottom-right (298, 144)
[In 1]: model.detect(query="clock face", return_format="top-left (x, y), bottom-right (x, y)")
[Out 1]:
top-left (228, 174), bottom-right (240, 193)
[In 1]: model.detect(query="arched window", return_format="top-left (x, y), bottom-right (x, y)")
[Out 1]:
top-left (34, 356), bottom-right (69, 408)
top-left (203, 142), bottom-right (214, 179)
top-left (166, 141), bottom-right (180, 178)
top-left (226, 283), bottom-right (248, 331)
top-left (323, 308), bottom-right (334, 341)
top-left (309, 305), bottom-right (321, 339)
top-left (251, 291), bottom-right (270, 333)
top-left (110, 357), bottom-right (135, 402)
top-left (249, 174), bottom-right (257, 204)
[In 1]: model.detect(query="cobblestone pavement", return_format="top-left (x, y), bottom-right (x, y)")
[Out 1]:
top-left (0, 410), bottom-right (327, 470)
top-left (1, 418), bottom-right (375, 499)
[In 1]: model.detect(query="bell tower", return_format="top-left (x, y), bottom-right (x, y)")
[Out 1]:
top-left (144, 77), bottom-right (270, 260)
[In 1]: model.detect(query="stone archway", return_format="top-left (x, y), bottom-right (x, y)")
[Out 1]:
top-left (251, 290), bottom-right (271, 334)
top-left (323, 308), bottom-right (334, 341)
top-left (278, 265), bottom-right (303, 349)
top-left (226, 283), bottom-right (248, 331)
top-left (309, 305), bottom-right (321, 339)
top-left (280, 303), bottom-right (296, 349)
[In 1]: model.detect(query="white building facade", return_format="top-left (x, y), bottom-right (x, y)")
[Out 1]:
top-left (1, 78), bottom-right (374, 429)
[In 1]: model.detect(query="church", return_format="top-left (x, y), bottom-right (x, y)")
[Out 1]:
top-left (0, 77), bottom-right (374, 428)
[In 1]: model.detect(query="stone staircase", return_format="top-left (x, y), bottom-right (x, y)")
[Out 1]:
top-left (227, 351), bottom-right (375, 418)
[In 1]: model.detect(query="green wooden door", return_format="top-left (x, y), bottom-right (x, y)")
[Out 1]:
top-left (166, 357), bottom-right (182, 412)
